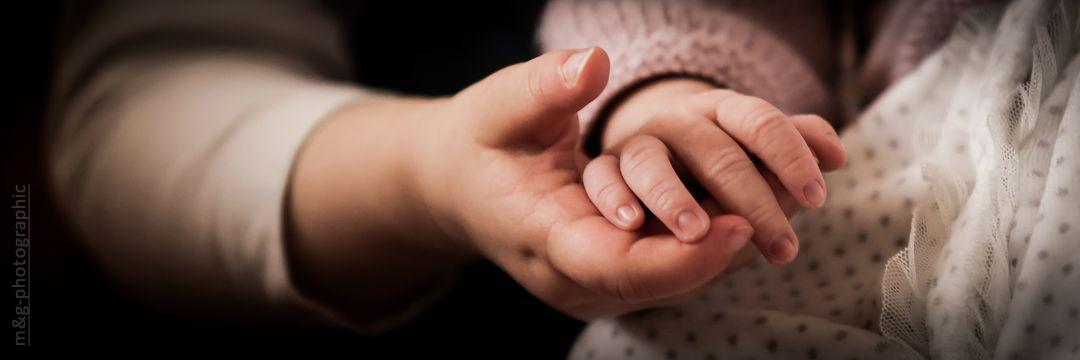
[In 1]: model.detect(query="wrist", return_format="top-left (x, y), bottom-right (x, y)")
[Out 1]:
top-left (350, 96), bottom-right (478, 262)
top-left (400, 97), bottom-right (478, 259)
top-left (601, 78), bottom-right (717, 150)
top-left (285, 95), bottom-right (474, 322)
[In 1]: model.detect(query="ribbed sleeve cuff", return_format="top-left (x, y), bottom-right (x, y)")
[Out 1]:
top-left (539, 0), bottom-right (832, 144)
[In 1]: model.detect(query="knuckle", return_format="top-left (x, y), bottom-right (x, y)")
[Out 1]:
top-left (702, 146), bottom-right (756, 188)
top-left (776, 149), bottom-right (817, 177)
top-left (620, 150), bottom-right (649, 175)
top-left (645, 182), bottom-right (683, 214)
top-left (593, 181), bottom-right (623, 206)
top-left (745, 201), bottom-right (781, 225)
top-left (620, 137), bottom-right (664, 173)
top-left (742, 102), bottom-right (788, 144)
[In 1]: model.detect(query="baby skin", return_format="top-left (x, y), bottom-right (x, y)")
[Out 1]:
top-left (582, 78), bottom-right (847, 267)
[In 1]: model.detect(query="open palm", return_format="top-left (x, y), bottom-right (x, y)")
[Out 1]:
top-left (417, 48), bottom-right (755, 319)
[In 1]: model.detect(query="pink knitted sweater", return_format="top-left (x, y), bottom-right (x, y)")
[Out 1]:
top-left (538, 0), bottom-right (995, 144)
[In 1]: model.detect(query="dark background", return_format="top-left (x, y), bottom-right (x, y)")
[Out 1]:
top-left (3, 0), bottom-right (585, 355)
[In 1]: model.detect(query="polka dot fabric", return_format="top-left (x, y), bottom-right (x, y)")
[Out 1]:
top-left (567, 1), bottom-right (1079, 359)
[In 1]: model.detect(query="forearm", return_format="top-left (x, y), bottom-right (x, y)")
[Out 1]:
top-left (286, 96), bottom-right (475, 324)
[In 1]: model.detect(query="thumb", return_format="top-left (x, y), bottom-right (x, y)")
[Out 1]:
top-left (459, 47), bottom-right (609, 148)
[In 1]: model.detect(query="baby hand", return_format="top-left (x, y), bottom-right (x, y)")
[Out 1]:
top-left (583, 79), bottom-right (847, 264)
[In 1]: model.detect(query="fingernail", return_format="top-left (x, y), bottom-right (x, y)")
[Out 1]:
top-left (561, 47), bottom-right (594, 88)
top-left (803, 180), bottom-right (826, 207)
top-left (769, 235), bottom-right (797, 263)
top-left (676, 211), bottom-right (705, 242)
top-left (616, 205), bottom-right (636, 225)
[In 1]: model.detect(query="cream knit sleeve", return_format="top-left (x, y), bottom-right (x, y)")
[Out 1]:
top-left (47, 0), bottom-right (388, 328)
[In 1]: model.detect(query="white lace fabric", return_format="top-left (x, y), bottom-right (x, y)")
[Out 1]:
top-left (879, 0), bottom-right (1079, 359)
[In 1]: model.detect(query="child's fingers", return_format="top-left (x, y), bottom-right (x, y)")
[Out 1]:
top-left (650, 120), bottom-right (800, 264)
top-left (761, 168), bottom-right (801, 218)
top-left (698, 199), bottom-right (760, 273)
top-left (618, 135), bottom-right (711, 242)
top-left (790, 114), bottom-right (847, 171)
top-left (583, 155), bottom-right (644, 230)
top-left (689, 90), bottom-right (827, 209)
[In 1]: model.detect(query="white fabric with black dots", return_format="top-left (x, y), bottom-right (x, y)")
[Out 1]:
top-left (568, 0), bottom-right (1079, 359)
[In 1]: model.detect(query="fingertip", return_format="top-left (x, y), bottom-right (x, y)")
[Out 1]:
top-left (569, 47), bottom-right (609, 105)
top-left (614, 204), bottom-right (644, 230)
top-left (675, 210), bottom-right (710, 243)
top-left (583, 154), bottom-right (643, 231)
top-left (821, 132), bottom-right (848, 172)
top-left (803, 179), bottom-right (827, 208)
top-left (831, 139), bottom-right (849, 170)
top-left (766, 233), bottom-right (799, 264)
top-left (790, 114), bottom-right (847, 171)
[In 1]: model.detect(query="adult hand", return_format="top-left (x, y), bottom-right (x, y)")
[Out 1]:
top-left (289, 48), bottom-right (763, 322)
top-left (410, 48), bottom-right (760, 319)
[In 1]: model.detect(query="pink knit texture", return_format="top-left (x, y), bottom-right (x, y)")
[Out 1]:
top-left (538, 0), bottom-right (836, 142)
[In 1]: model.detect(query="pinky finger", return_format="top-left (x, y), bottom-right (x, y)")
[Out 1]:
top-left (583, 154), bottom-right (645, 230)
